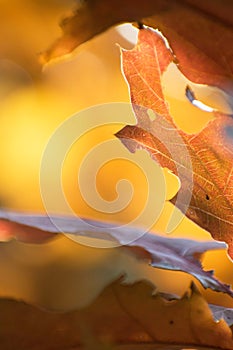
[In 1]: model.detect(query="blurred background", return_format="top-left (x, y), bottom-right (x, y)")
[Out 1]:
top-left (0, 0), bottom-right (233, 311)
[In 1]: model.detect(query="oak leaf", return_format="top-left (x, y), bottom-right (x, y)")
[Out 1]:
top-left (0, 209), bottom-right (232, 296)
top-left (41, 0), bottom-right (233, 94)
top-left (142, 1), bottom-right (233, 93)
top-left (116, 28), bottom-right (233, 257)
top-left (0, 279), bottom-right (233, 349)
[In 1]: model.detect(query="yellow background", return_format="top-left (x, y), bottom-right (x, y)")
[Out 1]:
top-left (0, 0), bottom-right (232, 310)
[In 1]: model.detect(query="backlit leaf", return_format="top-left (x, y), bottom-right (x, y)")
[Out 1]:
top-left (116, 28), bottom-right (233, 257)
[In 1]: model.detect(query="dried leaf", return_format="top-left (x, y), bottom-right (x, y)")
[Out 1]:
top-left (116, 28), bottom-right (233, 257)
top-left (41, 0), bottom-right (233, 93)
top-left (114, 281), bottom-right (233, 349)
top-left (142, 1), bottom-right (233, 92)
top-left (0, 280), bottom-right (233, 349)
top-left (0, 209), bottom-right (232, 296)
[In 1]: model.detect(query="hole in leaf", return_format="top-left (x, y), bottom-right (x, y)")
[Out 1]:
top-left (147, 108), bottom-right (156, 121)
top-left (185, 85), bottom-right (215, 113)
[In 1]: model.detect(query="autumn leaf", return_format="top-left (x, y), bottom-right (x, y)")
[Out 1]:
top-left (0, 279), bottom-right (233, 350)
top-left (0, 209), bottom-right (232, 295)
top-left (142, 1), bottom-right (233, 93)
top-left (114, 280), bottom-right (233, 349)
top-left (41, 0), bottom-right (233, 94)
top-left (115, 28), bottom-right (233, 257)
top-left (40, 0), bottom-right (164, 63)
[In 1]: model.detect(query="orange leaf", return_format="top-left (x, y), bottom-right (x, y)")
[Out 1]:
top-left (1, 280), bottom-right (233, 349)
top-left (116, 28), bottom-right (233, 257)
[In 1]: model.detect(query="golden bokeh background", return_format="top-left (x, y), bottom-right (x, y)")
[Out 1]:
top-left (0, 0), bottom-right (233, 311)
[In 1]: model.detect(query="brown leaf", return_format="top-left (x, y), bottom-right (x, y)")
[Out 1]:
top-left (142, 1), bottom-right (233, 93)
top-left (41, 0), bottom-right (233, 93)
top-left (116, 28), bottom-right (233, 257)
top-left (115, 281), bottom-right (233, 349)
top-left (40, 0), bottom-right (165, 64)
top-left (0, 279), bottom-right (233, 350)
